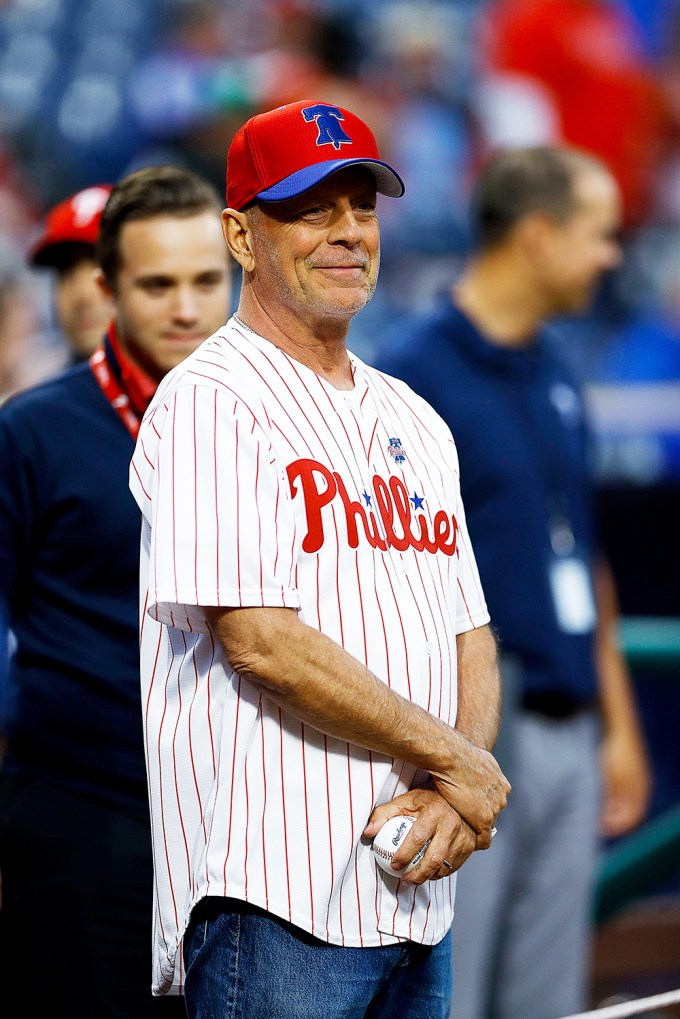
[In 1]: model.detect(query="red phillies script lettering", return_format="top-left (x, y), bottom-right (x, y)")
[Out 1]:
top-left (286, 458), bottom-right (458, 556)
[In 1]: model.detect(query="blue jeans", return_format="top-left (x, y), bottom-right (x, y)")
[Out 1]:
top-left (183, 897), bottom-right (452, 1018)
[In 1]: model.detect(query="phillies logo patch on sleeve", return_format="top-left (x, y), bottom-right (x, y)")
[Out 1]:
top-left (302, 104), bottom-right (352, 150)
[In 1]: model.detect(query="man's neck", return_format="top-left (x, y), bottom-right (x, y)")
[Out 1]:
top-left (453, 254), bottom-right (549, 349)
top-left (234, 298), bottom-right (356, 391)
top-left (106, 323), bottom-right (158, 411)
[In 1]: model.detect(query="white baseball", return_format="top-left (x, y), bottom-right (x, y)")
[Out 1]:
top-left (371, 814), bottom-right (430, 875)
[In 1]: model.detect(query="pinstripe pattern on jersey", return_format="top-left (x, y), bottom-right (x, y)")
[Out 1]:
top-left (130, 319), bottom-right (490, 995)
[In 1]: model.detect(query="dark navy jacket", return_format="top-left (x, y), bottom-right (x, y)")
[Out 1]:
top-left (375, 298), bottom-right (599, 702)
top-left (0, 358), bottom-right (148, 813)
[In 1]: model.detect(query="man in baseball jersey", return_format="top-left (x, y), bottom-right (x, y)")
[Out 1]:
top-left (0, 165), bottom-right (232, 1018)
top-left (29, 184), bottom-right (115, 362)
top-left (130, 100), bottom-right (510, 1018)
top-left (374, 145), bottom-right (651, 1019)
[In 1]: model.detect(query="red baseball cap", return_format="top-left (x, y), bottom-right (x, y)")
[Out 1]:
top-left (29, 184), bottom-right (113, 268)
top-left (226, 100), bottom-right (404, 211)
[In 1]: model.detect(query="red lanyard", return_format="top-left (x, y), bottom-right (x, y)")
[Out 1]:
top-left (89, 347), bottom-right (143, 440)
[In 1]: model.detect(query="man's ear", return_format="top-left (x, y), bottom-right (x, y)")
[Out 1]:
top-left (517, 210), bottom-right (560, 261)
top-left (94, 267), bottom-right (114, 301)
top-left (222, 208), bottom-right (255, 272)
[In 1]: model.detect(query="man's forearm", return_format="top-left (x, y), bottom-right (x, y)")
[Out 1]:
top-left (595, 558), bottom-right (643, 734)
top-left (206, 604), bottom-right (508, 840)
top-left (455, 624), bottom-right (502, 751)
top-left (594, 557), bottom-right (651, 834)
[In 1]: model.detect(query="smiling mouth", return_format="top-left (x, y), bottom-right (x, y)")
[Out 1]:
top-left (315, 265), bottom-right (366, 274)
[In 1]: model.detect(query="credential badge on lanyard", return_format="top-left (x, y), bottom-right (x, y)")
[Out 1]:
top-left (548, 514), bottom-right (596, 634)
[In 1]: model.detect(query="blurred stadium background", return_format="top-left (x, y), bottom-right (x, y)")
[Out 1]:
top-left (0, 0), bottom-right (678, 1007)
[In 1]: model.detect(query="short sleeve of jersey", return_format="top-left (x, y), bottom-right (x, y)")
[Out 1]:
top-left (146, 383), bottom-right (301, 632)
top-left (440, 427), bottom-right (489, 635)
top-left (453, 485), bottom-right (489, 634)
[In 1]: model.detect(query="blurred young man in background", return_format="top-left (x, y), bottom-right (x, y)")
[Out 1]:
top-left (0, 165), bottom-right (232, 1019)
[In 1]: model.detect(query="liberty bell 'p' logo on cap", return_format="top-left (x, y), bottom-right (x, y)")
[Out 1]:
top-left (226, 100), bottom-right (405, 211)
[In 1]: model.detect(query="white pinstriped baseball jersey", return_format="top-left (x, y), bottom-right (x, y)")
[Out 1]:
top-left (130, 317), bottom-right (490, 996)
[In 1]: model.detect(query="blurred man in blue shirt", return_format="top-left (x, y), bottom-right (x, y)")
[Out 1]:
top-left (376, 145), bottom-right (651, 1019)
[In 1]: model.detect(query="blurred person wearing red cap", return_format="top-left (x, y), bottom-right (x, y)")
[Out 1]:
top-left (29, 185), bottom-right (116, 362)
top-left (0, 165), bottom-right (232, 1019)
top-left (129, 100), bottom-right (510, 1017)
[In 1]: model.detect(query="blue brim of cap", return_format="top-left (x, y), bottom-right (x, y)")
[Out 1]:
top-left (256, 158), bottom-right (405, 202)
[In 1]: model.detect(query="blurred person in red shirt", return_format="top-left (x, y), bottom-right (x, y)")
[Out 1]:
top-left (477, 0), bottom-right (669, 228)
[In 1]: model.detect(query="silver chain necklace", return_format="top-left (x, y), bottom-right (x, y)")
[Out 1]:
top-left (233, 314), bottom-right (256, 334)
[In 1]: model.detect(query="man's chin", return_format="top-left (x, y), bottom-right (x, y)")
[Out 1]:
top-left (319, 286), bottom-right (375, 319)
top-left (71, 332), bottom-right (103, 358)
top-left (556, 290), bottom-right (594, 317)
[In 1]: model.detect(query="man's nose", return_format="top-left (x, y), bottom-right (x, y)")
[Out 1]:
top-left (327, 203), bottom-right (363, 245)
top-left (172, 288), bottom-right (200, 322)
